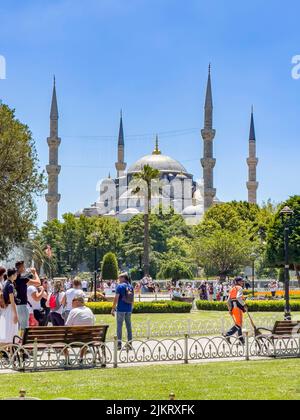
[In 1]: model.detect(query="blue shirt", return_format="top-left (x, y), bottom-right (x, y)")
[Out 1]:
top-left (116, 283), bottom-right (134, 313)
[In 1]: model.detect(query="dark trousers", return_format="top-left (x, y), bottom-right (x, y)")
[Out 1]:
top-left (50, 312), bottom-right (65, 326)
top-left (225, 325), bottom-right (245, 344)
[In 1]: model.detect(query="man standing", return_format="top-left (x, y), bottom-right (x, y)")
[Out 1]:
top-left (15, 261), bottom-right (41, 334)
top-left (64, 279), bottom-right (85, 321)
top-left (111, 273), bottom-right (134, 351)
top-left (224, 277), bottom-right (246, 345)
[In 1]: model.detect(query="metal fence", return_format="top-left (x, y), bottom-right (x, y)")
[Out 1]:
top-left (1, 333), bottom-right (300, 372)
top-left (101, 315), bottom-right (280, 340)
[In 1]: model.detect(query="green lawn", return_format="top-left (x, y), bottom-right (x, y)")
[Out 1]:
top-left (1, 359), bottom-right (300, 400)
top-left (96, 311), bottom-right (300, 337)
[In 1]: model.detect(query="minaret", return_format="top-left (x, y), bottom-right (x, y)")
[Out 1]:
top-left (201, 65), bottom-right (216, 212)
top-left (115, 110), bottom-right (127, 178)
top-left (247, 107), bottom-right (259, 204)
top-left (45, 77), bottom-right (61, 221)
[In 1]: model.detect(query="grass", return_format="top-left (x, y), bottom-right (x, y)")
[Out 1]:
top-left (1, 359), bottom-right (300, 400)
top-left (95, 311), bottom-right (300, 335)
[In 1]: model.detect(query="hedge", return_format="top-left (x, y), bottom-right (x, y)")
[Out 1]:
top-left (86, 301), bottom-right (192, 314)
top-left (196, 300), bottom-right (300, 312)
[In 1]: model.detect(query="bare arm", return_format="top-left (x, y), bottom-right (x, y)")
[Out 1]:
top-left (28, 269), bottom-right (41, 287)
top-left (111, 294), bottom-right (120, 315)
top-left (10, 293), bottom-right (18, 324)
top-left (31, 287), bottom-right (45, 302)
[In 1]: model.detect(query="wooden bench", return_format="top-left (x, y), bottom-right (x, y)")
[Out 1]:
top-left (13, 325), bottom-right (109, 369)
top-left (256, 321), bottom-right (300, 338)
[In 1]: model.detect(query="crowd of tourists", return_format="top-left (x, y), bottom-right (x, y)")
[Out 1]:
top-left (0, 262), bottom-right (134, 351)
top-left (0, 262), bottom-right (95, 345)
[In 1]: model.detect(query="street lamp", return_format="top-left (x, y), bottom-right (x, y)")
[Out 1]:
top-left (280, 206), bottom-right (294, 321)
top-left (250, 253), bottom-right (257, 298)
top-left (91, 233), bottom-right (101, 302)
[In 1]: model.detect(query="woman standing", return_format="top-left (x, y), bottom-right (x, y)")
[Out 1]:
top-left (0, 269), bottom-right (19, 345)
top-left (47, 280), bottom-right (66, 326)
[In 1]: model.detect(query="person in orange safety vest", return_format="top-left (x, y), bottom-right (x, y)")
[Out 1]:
top-left (223, 277), bottom-right (247, 345)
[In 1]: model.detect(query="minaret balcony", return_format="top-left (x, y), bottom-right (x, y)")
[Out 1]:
top-left (46, 165), bottom-right (61, 175)
top-left (247, 157), bottom-right (258, 165)
top-left (201, 128), bottom-right (216, 141)
top-left (201, 158), bottom-right (216, 169)
top-left (45, 193), bottom-right (61, 204)
top-left (247, 181), bottom-right (259, 189)
top-left (47, 137), bottom-right (61, 147)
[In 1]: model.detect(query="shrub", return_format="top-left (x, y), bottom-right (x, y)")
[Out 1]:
top-left (86, 301), bottom-right (192, 314)
top-left (196, 300), bottom-right (300, 312)
top-left (101, 252), bottom-right (119, 281)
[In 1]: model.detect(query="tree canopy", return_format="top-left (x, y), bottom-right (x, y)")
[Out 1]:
top-left (0, 103), bottom-right (45, 258)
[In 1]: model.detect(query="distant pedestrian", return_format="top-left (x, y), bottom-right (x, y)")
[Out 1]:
top-left (111, 273), bottom-right (134, 351)
top-left (47, 280), bottom-right (66, 326)
top-left (64, 279), bottom-right (85, 322)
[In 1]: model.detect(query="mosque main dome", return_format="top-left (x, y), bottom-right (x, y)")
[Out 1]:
top-left (127, 138), bottom-right (188, 175)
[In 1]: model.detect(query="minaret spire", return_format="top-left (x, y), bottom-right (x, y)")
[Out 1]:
top-left (115, 110), bottom-right (127, 178)
top-left (45, 77), bottom-right (61, 221)
top-left (247, 107), bottom-right (259, 204)
top-left (201, 65), bottom-right (216, 212)
top-left (153, 134), bottom-right (161, 155)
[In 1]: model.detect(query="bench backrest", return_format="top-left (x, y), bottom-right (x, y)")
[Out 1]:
top-left (22, 325), bottom-right (109, 346)
top-left (272, 321), bottom-right (300, 335)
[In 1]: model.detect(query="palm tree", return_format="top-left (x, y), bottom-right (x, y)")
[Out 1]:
top-left (133, 164), bottom-right (160, 276)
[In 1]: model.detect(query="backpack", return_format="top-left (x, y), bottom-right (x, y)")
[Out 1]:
top-left (49, 293), bottom-right (61, 312)
top-left (122, 284), bottom-right (134, 305)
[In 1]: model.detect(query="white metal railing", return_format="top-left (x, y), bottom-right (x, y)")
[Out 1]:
top-left (100, 315), bottom-right (281, 340)
top-left (1, 333), bottom-right (299, 372)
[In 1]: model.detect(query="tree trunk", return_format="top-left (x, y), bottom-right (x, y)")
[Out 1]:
top-left (295, 264), bottom-right (300, 288)
top-left (143, 212), bottom-right (150, 276)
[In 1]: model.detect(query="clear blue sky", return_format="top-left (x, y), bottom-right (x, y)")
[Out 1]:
top-left (0, 0), bottom-right (299, 226)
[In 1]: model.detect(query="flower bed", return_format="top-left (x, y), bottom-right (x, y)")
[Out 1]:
top-left (196, 300), bottom-right (300, 312)
top-left (86, 301), bottom-right (193, 314)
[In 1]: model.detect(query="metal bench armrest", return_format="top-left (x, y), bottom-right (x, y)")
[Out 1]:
top-left (256, 327), bottom-right (273, 335)
top-left (13, 335), bottom-right (22, 345)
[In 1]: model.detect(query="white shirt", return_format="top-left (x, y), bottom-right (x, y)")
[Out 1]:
top-left (65, 288), bottom-right (85, 311)
top-left (65, 306), bottom-right (95, 327)
top-left (82, 280), bottom-right (88, 289)
top-left (27, 285), bottom-right (41, 311)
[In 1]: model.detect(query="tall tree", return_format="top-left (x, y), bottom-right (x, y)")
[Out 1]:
top-left (266, 196), bottom-right (300, 285)
top-left (132, 165), bottom-right (160, 276)
top-left (193, 229), bottom-right (253, 280)
top-left (0, 104), bottom-right (45, 258)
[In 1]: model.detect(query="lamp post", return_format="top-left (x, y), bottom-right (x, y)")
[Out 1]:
top-left (250, 253), bottom-right (257, 298)
top-left (280, 206), bottom-right (294, 321)
top-left (91, 233), bottom-right (101, 302)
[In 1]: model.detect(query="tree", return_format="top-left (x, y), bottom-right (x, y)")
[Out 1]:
top-left (158, 259), bottom-right (194, 283)
top-left (122, 208), bottom-right (193, 277)
top-left (37, 214), bottom-right (123, 276)
top-left (266, 196), bottom-right (300, 285)
top-left (193, 229), bottom-right (253, 280)
top-left (132, 165), bottom-right (160, 276)
top-left (101, 252), bottom-right (119, 281)
top-left (0, 103), bottom-right (45, 258)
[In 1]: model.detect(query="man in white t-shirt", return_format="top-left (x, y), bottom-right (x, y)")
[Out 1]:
top-left (66, 296), bottom-right (95, 327)
top-left (82, 280), bottom-right (88, 292)
top-left (64, 279), bottom-right (85, 321)
top-left (27, 285), bottom-right (46, 325)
